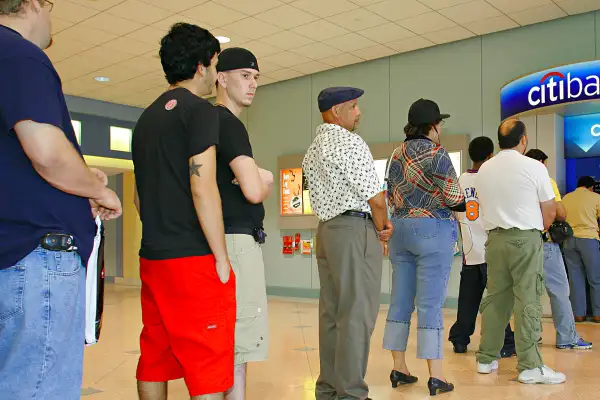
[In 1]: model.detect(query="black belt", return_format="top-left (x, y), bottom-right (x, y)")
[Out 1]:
top-left (40, 233), bottom-right (77, 252)
top-left (224, 227), bottom-right (266, 244)
top-left (341, 210), bottom-right (373, 221)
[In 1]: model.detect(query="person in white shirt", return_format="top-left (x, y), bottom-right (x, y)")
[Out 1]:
top-left (302, 86), bottom-right (392, 400)
top-left (448, 136), bottom-right (515, 357)
top-left (474, 119), bottom-right (565, 385)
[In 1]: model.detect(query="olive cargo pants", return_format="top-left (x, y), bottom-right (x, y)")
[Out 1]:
top-left (315, 214), bottom-right (383, 400)
top-left (476, 228), bottom-right (545, 373)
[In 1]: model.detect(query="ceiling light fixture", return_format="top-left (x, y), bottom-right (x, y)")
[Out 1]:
top-left (216, 36), bottom-right (231, 44)
top-left (94, 76), bottom-right (110, 82)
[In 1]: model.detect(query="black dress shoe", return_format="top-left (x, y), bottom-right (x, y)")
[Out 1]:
top-left (427, 378), bottom-right (454, 396)
top-left (390, 370), bottom-right (418, 388)
top-left (453, 343), bottom-right (467, 354)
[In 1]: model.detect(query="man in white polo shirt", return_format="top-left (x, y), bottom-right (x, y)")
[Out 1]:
top-left (474, 119), bottom-right (565, 385)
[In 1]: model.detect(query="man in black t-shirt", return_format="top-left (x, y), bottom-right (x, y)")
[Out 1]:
top-left (214, 48), bottom-right (274, 400)
top-left (131, 23), bottom-right (235, 400)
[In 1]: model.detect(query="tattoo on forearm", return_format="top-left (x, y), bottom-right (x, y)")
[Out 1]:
top-left (189, 159), bottom-right (203, 177)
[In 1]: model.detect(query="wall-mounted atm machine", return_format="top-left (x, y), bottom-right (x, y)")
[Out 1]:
top-left (500, 60), bottom-right (600, 195)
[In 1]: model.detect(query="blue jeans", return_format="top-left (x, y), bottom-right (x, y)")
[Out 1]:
top-left (383, 217), bottom-right (458, 359)
top-left (543, 242), bottom-right (579, 345)
top-left (563, 237), bottom-right (600, 317)
top-left (0, 247), bottom-right (86, 400)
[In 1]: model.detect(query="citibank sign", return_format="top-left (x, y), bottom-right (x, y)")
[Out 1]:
top-left (501, 61), bottom-right (600, 120)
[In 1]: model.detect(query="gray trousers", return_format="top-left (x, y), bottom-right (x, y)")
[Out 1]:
top-left (563, 237), bottom-right (600, 317)
top-left (315, 214), bottom-right (383, 400)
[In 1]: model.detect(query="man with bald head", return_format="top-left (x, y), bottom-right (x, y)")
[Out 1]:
top-left (303, 87), bottom-right (392, 400)
top-left (474, 119), bottom-right (566, 384)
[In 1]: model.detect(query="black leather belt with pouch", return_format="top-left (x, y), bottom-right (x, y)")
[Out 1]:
top-left (40, 233), bottom-right (77, 252)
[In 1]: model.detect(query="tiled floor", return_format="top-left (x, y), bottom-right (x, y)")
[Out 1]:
top-left (82, 284), bottom-right (600, 399)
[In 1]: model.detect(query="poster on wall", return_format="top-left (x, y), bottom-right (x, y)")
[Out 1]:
top-left (449, 151), bottom-right (462, 176)
top-left (302, 171), bottom-right (312, 214)
top-left (281, 168), bottom-right (303, 215)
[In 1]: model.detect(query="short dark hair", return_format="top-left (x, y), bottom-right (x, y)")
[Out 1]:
top-left (468, 136), bottom-right (494, 163)
top-left (498, 119), bottom-right (526, 149)
top-left (0, 0), bottom-right (42, 15)
top-left (577, 176), bottom-right (596, 189)
top-left (159, 23), bottom-right (220, 85)
top-left (525, 149), bottom-right (548, 163)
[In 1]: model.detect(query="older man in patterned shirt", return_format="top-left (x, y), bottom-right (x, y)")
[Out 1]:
top-left (302, 86), bottom-right (392, 400)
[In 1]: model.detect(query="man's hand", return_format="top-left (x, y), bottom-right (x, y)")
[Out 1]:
top-left (89, 168), bottom-right (110, 218)
top-left (258, 168), bottom-right (274, 186)
top-left (382, 241), bottom-right (389, 256)
top-left (89, 168), bottom-right (108, 186)
top-left (232, 169), bottom-right (273, 187)
top-left (378, 220), bottom-right (394, 242)
top-left (92, 188), bottom-right (123, 221)
top-left (216, 258), bottom-right (231, 283)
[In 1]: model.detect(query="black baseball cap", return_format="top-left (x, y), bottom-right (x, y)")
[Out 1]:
top-left (408, 99), bottom-right (450, 126)
top-left (216, 47), bottom-right (259, 72)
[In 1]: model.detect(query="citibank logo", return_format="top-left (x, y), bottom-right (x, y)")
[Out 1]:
top-left (528, 72), bottom-right (600, 106)
top-left (501, 60), bottom-right (600, 120)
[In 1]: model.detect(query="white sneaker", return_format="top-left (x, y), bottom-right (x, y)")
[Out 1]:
top-left (518, 366), bottom-right (566, 384)
top-left (477, 360), bottom-right (499, 374)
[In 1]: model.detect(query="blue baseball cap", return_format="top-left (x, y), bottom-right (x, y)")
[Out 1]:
top-left (317, 86), bottom-right (364, 112)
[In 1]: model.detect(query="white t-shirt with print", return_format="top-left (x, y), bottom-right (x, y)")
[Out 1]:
top-left (457, 171), bottom-right (486, 265)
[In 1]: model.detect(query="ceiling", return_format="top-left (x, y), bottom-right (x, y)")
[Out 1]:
top-left (46, 0), bottom-right (600, 109)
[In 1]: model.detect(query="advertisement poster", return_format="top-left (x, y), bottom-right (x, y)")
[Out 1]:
top-left (281, 168), bottom-right (303, 215)
top-left (302, 171), bottom-right (312, 214)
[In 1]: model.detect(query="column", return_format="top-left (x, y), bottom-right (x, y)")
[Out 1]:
top-left (121, 171), bottom-right (142, 282)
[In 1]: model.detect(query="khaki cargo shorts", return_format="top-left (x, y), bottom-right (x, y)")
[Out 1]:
top-left (226, 234), bottom-right (269, 365)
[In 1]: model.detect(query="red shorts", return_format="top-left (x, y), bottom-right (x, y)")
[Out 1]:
top-left (136, 255), bottom-right (236, 396)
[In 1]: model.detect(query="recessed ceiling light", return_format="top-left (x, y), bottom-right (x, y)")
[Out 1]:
top-left (94, 76), bottom-right (110, 82)
top-left (216, 36), bottom-right (230, 44)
